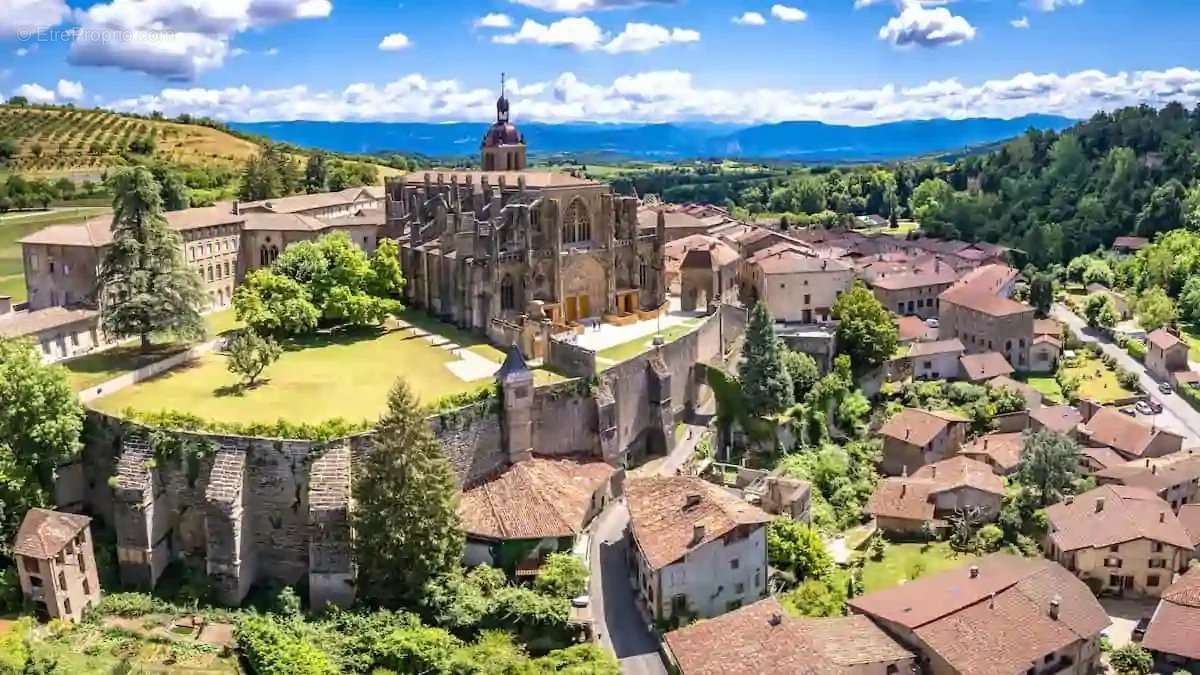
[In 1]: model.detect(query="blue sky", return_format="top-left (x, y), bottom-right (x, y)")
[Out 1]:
top-left (1, 0), bottom-right (1198, 124)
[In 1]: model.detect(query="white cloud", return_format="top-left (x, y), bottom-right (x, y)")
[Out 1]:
top-left (475, 13), bottom-right (513, 28)
top-left (732, 12), bottom-right (766, 26)
top-left (56, 79), bottom-right (84, 100)
top-left (0, 0), bottom-right (70, 38)
top-left (879, 4), bottom-right (976, 47)
top-left (264, 47), bottom-right (280, 56)
top-left (506, 0), bottom-right (678, 12)
top-left (378, 32), bottom-right (411, 50)
top-left (493, 17), bottom-right (696, 52)
top-left (1029, 0), bottom-right (1083, 11)
top-left (15, 48), bottom-right (30, 57)
top-left (14, 82), bottom-right (56, 103)
top-left (67, 0), bottom-right (333, 80)
top-left (106, 66), bottom-right (1200, 127)
top-left (1011, 16), bottom-right (1030, 29)
top-left (230, 47), bottom-right (247, 57)
top-left (603, 22), bottom-right (699, 53)
top-left (771, 4), bottom-right (807, 22)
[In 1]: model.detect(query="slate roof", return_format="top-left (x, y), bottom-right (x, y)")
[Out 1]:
top-left (665, 597), bottom-right (913, 675)
top-left (458, 456), bottom-right (615, 541)
top-left (1044, 484), bottom-right (1194, 552)
top-left (627, 476), bottom-right (771, 571)
top-left (849, 555), bottom-right (1109, 675)
top-left (1141, 566), bottom-right (1200, 661)
top-left (13, 508), bottom-right (91, 559)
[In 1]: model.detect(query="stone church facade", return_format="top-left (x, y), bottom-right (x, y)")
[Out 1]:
top-left (385, 94), bottom-right (667, 357)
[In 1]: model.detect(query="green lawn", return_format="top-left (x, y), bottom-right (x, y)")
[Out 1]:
top-left (1181, 324), bottom-right (1200, 361)
top-left (861, 541), bottom-right (976, 594)
top-left (90, 312), bottom-right (562, 425)
top-left (854, 219), bottom-right (920, 238)
top-left (595, 318), bottom-right (703, 367)
top-left (1062, 354), bottom-right (1135, 403)
top-left (1018, 373), bottom-right (1065, 404)
top-left (0, 206), bottom-right (109, 302)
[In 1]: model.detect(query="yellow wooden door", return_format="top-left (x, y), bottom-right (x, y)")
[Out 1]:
top-left (565, 297), bottom-right (578, 322)
top-left (579, 295), bottom-right (590, 319)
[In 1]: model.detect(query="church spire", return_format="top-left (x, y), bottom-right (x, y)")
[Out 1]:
top-left (497, 72), bottom-right (510, 123)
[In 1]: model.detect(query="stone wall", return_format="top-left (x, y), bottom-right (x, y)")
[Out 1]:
top-left (547, 336), bottom-right (596, 379)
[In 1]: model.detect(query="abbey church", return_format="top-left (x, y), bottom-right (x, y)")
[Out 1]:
top-left (385, 90), bottom-right (668, 357)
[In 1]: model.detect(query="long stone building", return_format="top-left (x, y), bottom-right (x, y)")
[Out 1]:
top-left (385, 93), bottom-right (667, 357)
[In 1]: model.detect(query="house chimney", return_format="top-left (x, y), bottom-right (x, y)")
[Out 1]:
top-left (1160, 512), bottom-right (1166, 523)
top-left (1065, 496), bottom-right (1074, 505)
top-left (684, 493), bottom-right (702, 510)
top-left (691, 524), bottom-right (706, 546)
top-left (930, 466), bottom-right (937, 479)
top-left (984, 439), bottom-right (989, 449)
top-left (905, 428), bottom-right (911, 440)
top-left (989, 592), bottom-right (996, 609)
top-left (901, 484), bottom-right (908, 498)
top-left (1151, 465), bottom-right (1158, 475)
top-left (1095, 498), bottom-right (1105, 513)
top-left (969, 565), bottom-right (980, 579)
top-left (232, 199), bottom-right (240, 215)
top-left (1146, 458), bottom-right (1151, 467)
top-left (1049, 595), bottom-right (1061, 621)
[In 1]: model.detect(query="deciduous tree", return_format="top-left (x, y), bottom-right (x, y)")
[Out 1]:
top-left (1135, 287), bottom-right (1177, 331)
top-left (767, 519), bottom-right (833, 583)
top-left (832, 280), bottom-right (898, 375)
top-left (1084, 293), bottom-right (1118, 329)
top-left (226, 329), bottom-right (283, 386)
top-left (1016, 430), bottom-right (1082, 507)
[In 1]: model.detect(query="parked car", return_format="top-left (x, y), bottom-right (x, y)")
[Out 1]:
top-left (1135, 401), bottom-right (1154, 415)
top-left (1149, 400), bottom-right (1163, 414)
top-left (1133, 617), bottom-right (1151, 642)
top-left (1159, 382), bottom-right (1173, 394)
top-left (1121, 407), bottom-right (1138, 417)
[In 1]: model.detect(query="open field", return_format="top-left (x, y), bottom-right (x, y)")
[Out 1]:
top-left (89, 311), bottom-right (563, 424)
top-left (861, 541), bottom-right (975, 594)
top-left (1062, 354), bottom-right (1135, 403)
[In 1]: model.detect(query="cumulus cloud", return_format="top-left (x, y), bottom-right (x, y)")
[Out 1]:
top-left (67, 0), bottom-right (333, 81)
top-left (0, 0), bottom-right (70, 38)
top-left (771, 4), bottom-right (807, 22)
top-left (56, 79), bottom-right (84, 100)
top-left (506, 0), bottom-right (678, 12)
top-left (475, 13), bottom-right (513, 28)
top-left (493, 17), bottom-right (697, 52)
top-left (378, 32), bottom-right (411, 50)
top-left (1029, 0), bottom-right (1083, 11)
top-left (1011, 16), bottom-right (1030, 28)
top-left (732, 12), bottom-right (766, 26)
top-left (879, 4), bottom-right (976, 47)
top-left (14, 82), bottom-right (56, 103)
top-left (106, 66), bottom-right (1200, 127)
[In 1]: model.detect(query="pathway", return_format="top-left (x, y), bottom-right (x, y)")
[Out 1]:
top-left (1054, 303), bottom-right (1200, 443)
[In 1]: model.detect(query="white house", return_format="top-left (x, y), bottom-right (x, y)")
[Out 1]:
top-left (626, 476), bottom-right (772, 623)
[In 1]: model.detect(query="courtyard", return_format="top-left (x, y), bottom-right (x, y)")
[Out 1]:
top-left (89, 310), bottom-right (564, 426)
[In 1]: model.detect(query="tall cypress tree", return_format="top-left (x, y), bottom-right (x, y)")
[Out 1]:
top-left (97, 166), bottom-right (206, 351)
top-left (353, 378), bottom-right (464, 607)
top-left (740, 302), bottom-right (794, 418)
top-left (305, 152), bottom-right (329, 194)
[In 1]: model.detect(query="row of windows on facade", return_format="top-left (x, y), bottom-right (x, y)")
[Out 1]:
top-left (898, 298), bottom-right (938, 313)
top-left (188, 237), bottom-right (239, 261)
top-left (199, 260), bottom-right (233, 283)
top-left (39, 328), bottom-right (97, 356)
top-left (27, 255), bottom-right (71, 276)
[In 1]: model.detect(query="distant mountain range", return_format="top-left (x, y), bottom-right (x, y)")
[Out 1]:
top-left (230, 114), bottom-right (1075, 163)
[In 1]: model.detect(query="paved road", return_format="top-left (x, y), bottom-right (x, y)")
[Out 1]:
top-left (1054, 304), bottom-right (1200, 443)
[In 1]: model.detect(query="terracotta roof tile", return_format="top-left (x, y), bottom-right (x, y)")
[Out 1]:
top-left (1080, 445), bottom-right (1128, 471)
top-left (865, 478), bottom-right (937, 521)
top-left (911, 456), bottom-right (1006, 495)
top-left (1030, 405), bottom-right (1083, 434)
top-left (878, 408), bottom-right (968, 448)
top-left (1112, 236), bottom-right (1149, 250)
top-left (1178, 503), bottom-right (1200, 547)
top-left (940, 265), bottom-right (1033, 317)
top-left (1034, 319), bottom-right (1062, 337)
top-left (13, 508), bottom-right (91, 559)
top-left (907, 339), bottom-right (964, 358)
top-left (458, 456), bottom-right (615, 541)
top-left (1141, 567), bottom-right (1200, 661)
top-left (1094, 450), bottom-right (1200, 493)
top-left (754, 251), bottom-right (852, 275)
top-left (627, 476), bottom-right (771, 571)
top-left (1045, 484), bottom-right (1194, 551)
top-left (959, 352), bottom-right (1014, 381)
top-left (1081, 407), bottom-right (1181, 459)
top-left (665, 597), bottom-right (913, 675)
top-left (870, 265), bottom-right (960, 291)
top-left (1147, 328), bottom-right (1186, 352)
top-left (959, 432), bottom-right (1026, 473)
top-left (896, 315), bottom-right (935, 342)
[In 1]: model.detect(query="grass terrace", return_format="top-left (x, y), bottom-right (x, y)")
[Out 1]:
top-left (1061, 353), bottom-right (1135, 403)
top-left (860, 541), bottom-right (976, 594)
top-left (89, 310), bottom-right (564, 426)
top-left (1017, 373), bottom-right (1066, 405)
top-left (594, 316), bottom-right (704, 368)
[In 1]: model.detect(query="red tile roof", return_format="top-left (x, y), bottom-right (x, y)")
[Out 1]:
top-left (865, 478), bottom-right (937, 522)
top-left (940, 265), bottom-right (1033, 317)
top-left (665, 597), bottom-right (913, 675)
top-left (959, 352), bottom-right (1015, 381)
top-left (627, 476), bottom-right (771, 571)
top-left (1112, 236), bottom-right (1149, 251)
top-left (1147, 328), bottom-right (1186, 352)
top-left (878, 408), bottom-right (968, 448)
top-left (907, 338), bottom-right (965, 357)
top-left (1141, 566), bottom-right (1200, 661)
top-left (458, 456), bottom-right (615, 541)
top-left (911, 456), bottom-right (1006, 495)
top-left (13, 508), bottom-right (91, 559)
top-left (896, 315), bottom-right (935, 343)
top-left (1081, 407), bottom-right (1181, 459)
top-left (1178, 503), bottom-right (1200, 547)
top-left (871, 265), bottom-right (960, 291)
top-left (1030, 405), bottom-right (1084, 435)
top-left (959, 431), bottom-right (1026, 473)
top-left (1045, 484), bottom-right (1194, 552)
top-left (1094, 450), bottom-right (1200, 494)
top-left (849, 555), bottom-right (1109, 675)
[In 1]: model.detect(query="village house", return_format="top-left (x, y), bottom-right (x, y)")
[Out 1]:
top-left (896, 314), bottom-right (936, 344)
top-left (748, 249), bottom-right (855, 324)
top-left (1043, 485), bottom-right (1194, 597)
top-left (677, 236), bottom-right (740, 311)
top-left (13, 508), bottom-right (101, 622)
top-left (866, 456), bottom-right (1006, 534)
top-left (1112, 236), bottom-right (1150, 254)
top-left (1078, 405), bottom-right (1185, 461)
top-left (1029, 405), bottom-right (1084, 438)
top-left (1093, 449), bottom-right (1200, 512)
top-left (869, 263), bottom-right (960, 319)
top-left (908, 339), bottom-right (965, 380)
top-left (1030, 319), bottom-right (1063, 374)
top-left (1141, 566), bottom-right (1200, 672)
top-left (938, 265), bottom-right (1035, 370)
top-left (1146, 328), bottom-right (1190, 382)
top-left (958, 351), bottom-right (1014, 383)
top-left (959, 431), bottom-right (1026, 476)
top-left (878, 407), bottom-right (970, 476)
top-left (663, 596), bottom-right (916, 675)
top-left (848, 554), bottom-right (1109, 675)
top-left (626, 476), bottom-right (771, 623)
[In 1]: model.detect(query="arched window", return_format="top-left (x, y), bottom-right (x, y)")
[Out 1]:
top-left (563, 199), bottom-right (591, 244)
top-left (501, 275), bottom-right (515, 311)
top-left (270, 245), bottom-right (279, 263)
top-left (260, 245), bottom-right (269, 267)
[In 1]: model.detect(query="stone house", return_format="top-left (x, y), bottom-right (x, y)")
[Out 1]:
top-left (849, 554), bottom-right (1109, 675)
top-left (1146, 328), bottom-right (1190, 382)
top-left (866, 456), bottom-right (1005, 533)
top-left (1030, 334), bottom-right (1062, 374)
top-left (748, 249), bottom-right (854, 324)
top-left (878, 408), bottom-right (970, 476)
top-left (908, 338), bottom-right (965, 380)
top-left (1044, 485), bottom-right (1194, 597)
top-left (1078, 406), bottom-right (1185, 461)
top-left (938, 265), bottom-right (1035, 371)
top-left (626, 476), bottom-right (771, 623)
top-left (664, 596), bottom-right (916, 675)
top-left (870, 263), bottom-right (959, 319)
top-left (13, 508), bottom-right (101, 622)
top-left (1141, 566), bottom-right (1200, 672)
top-left (678, 237), bottom-right (740, 311)
top-left (1093, 449), bottom-right (1200, 512)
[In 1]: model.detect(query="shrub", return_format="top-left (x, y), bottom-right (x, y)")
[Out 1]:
top-left (973, 524), bottom-right (1004, 553)
top-left (1108, 644), bottom-right (1153, 675)
top-left (1116, 368), bottom-right (1140, 391)
top-left (1125, 338), bottom-right (1147, 361)
top-left (237, 614), bottom-right (338, 675)
top-left (94, 592), bottom-right (173, 617)
top-left (533, 553), bottom-right (589, 600)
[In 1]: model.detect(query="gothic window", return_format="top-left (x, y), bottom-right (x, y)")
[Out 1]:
top-left (501, 275), bottom-right (515, 311)
top-left (260, 245), bottom-right (269, 267)
top-left (563, 198), bottom-right (591, 244)
top-left (639, 261), bottom-right (649, 288)
top-left (270, 245), bottom-right (279, 263)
